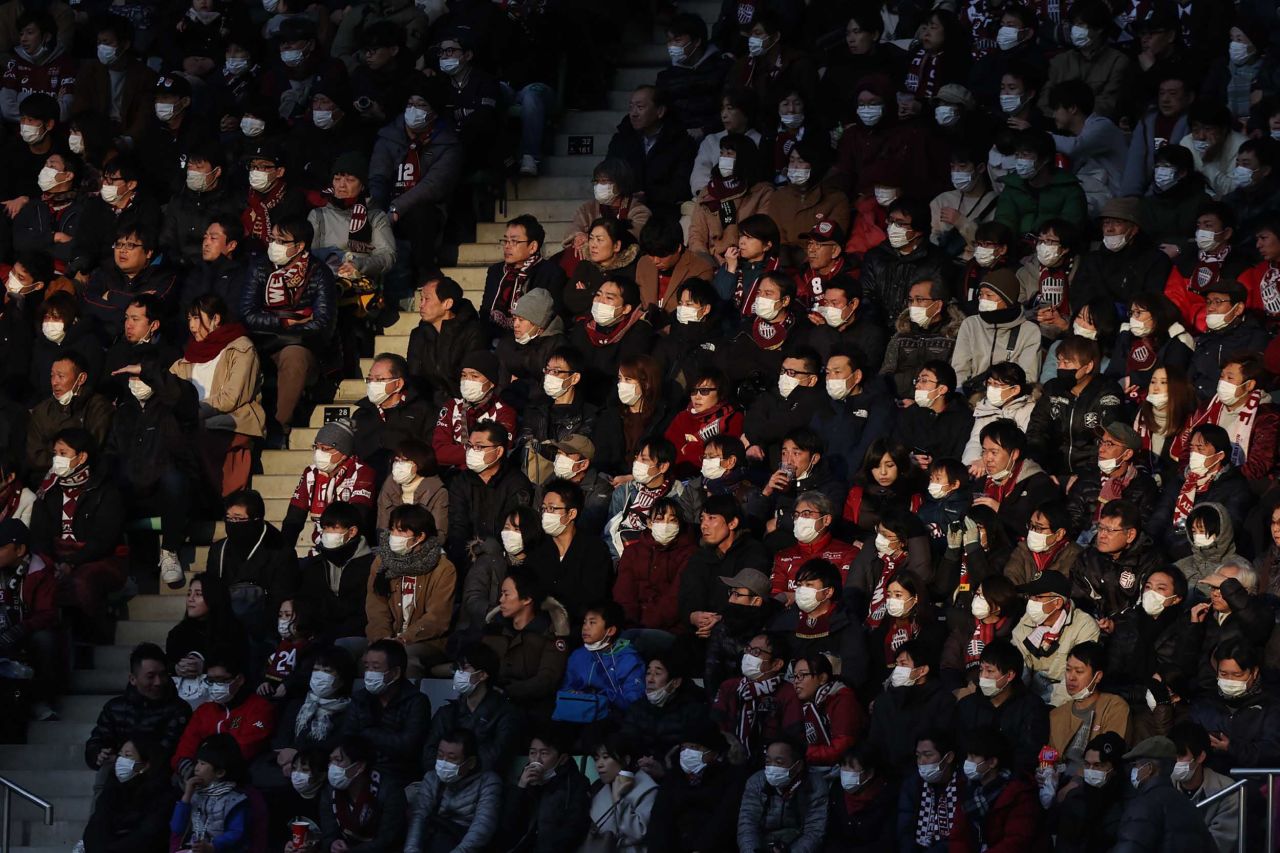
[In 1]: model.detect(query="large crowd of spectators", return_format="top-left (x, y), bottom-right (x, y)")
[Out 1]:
top-left (1, 0), bottom-right (1280, 851)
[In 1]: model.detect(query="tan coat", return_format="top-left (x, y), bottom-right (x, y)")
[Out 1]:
top-left (375, 473), bottom-right (449, 534)
top-left (1004, 541), bottom-right (1085, 588)
top-left (635, 248), bottom-right (717, 311)
top-left (169, 335), bottom-right (266, 438)
top-left (563, 198), bottom-right (652, 248)
top-left (365, 551), bottom-right (457, 645)
top-left (768, 182), bottom-right (852, 247)
top-left (1048, 691), bottom-right (1131, 753)
top-left (687, 182), bottom-right (774, 261)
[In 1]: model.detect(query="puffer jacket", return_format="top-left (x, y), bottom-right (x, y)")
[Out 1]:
top-left (1072, 235), bottom-right (1172, 311)
top-left (518, 393), bottom-right (597, 449)
top-left (12, 196), bottom-right (85, 269)
top-left (422, 687), bottom-right (523, 775)
top-left (619, 680), bottom-right (711, 760)
top-left (1150, 469), bottom-right (1254, 557)
top-left (340, 676), bottom-right (431, 781)
top-left (1112, 776), bottom-right (1218, 853)
top-left (1188, 688), bottom-right (1280, 773)
top-left (368, 116), bottom-right (464, 213)
top-left (951, 313), bottom-right (1042, 388)
top-left (952, 687), bottom-right (1049, 776)
top-left (737, 767), bottom-right (829, 853)
top-left (560, 640), bottom-right (647, 716)
top-left (896, 394), bottom-right (974, 462)
top-left (994, 169), bottom-right (1089, 236)
top-left (239, 253), bottom-right (337, 349)
top-left (1070, 535), bottom-right (1163, 619)
top-left (857, 239), bottom-right (952, 319)
top-left (1026, 374), bottom-right (1126, 477)
top-left (1172, 503), bottom-right (1239, 588)
top-left (867, 679), bottom-right (957, 776)
top-left (481, 596), bottom-right (571, 717)
top-left (160, 182), bottom-right (246, 268)
top-left (1102, 604), bottom-right (1193, 703)
top-left (1064, 470), bottom-right (1162, 536)
top-left (880, 303), bottom-right (967, 398)
top-left (307, 198), bottom-right (396, 281)
top-left (403, 769), bottom-right (503, 853)
top-left (84, 684), bottom-right (193, 769)
top-left (655, 47), bottom-right (734, 135)
top-left (962, 390), bottom-right (1038, 465)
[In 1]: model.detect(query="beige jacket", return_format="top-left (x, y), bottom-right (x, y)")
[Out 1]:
top-left (375, 473), bottom-right (449, 535)
top-left (170, 335), bottom-right (266, 438)
top-left (687, 182), bottom-right (774, 261)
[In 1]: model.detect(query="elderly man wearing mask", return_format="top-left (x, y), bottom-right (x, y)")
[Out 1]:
top-left (1012, 571), bottom-right (1100, 707)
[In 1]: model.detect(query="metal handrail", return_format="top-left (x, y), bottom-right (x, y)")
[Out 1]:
top-left (1228, 768), bottom-right (1280, 853)
top-left (1196, 777), bottom-right (1250, 809)
top-left (0, 774), bottom-right (53, 853)
top-left (1194, 776), bottom-right (1248, 853)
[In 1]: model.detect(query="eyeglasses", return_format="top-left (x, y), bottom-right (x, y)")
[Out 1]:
top-left (539, 505), bottom-right (566, 514)
top-left (1098, 439), bottom-right (1127, 450)
top-left (225, 515), bottom-right (251, 523)
top-left (744, 646), bottom-right (772, 658)
top-left (1096, 525), bottom-right (1130, 535)
top-left (364, 375), bottom-right (394, 383)
top-left (912, 376), bottom-right (938, 387)
top-left (464, 443), bottom-right (498, 452)
top-left (498, 238), bottom-right (530, 246)
top-left (792, 670), bottom-right (815, 680)
top-left (1028, 522), bottom-right (1054, 534)
top-left (794, 509), bottom-right (825, 519)
top-left (543, 366), bottom-right (574, 376)
top-left (906, 296), bottom-right (937, 306)
top-left (779, 367), bottom-right (815, 378)
top-left (691, 386), bottom-right (717, 396)
top-left (112, 241), bottom-right (144, 251)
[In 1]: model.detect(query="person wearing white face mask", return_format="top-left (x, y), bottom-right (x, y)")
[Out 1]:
top-left (898, 361), bottom-right (972, 468)
top-left (161, 146), bottom-right (242, 267)
top-left (768, 138), bottom-right (851, 248)
top-left (1047, 79), bottom-right (1126, 214)
top-left (449, 421), bottom-right (535, 560)
top-left (770, 492), bottom-right (857, 605)
top-left (1188, 280), bottom-right (1268, 400)
top-left (739, 737), bottom-right (826, 850)
top-left (2, 95), bottom-right (61, 221)
top-left (1006, 504), bottom-right (1081, 589)
top-left (951, 638), bottom-right (1051, 774)
top-left (279, 417), bottom-right (376, 552)
top-left (322, 733), bottom-right (411, 847)
top-left (1114, 734), bottom-right (1224, 850)
top-left (556, 601), bottom-right (646, 719)
top-left (793, 219), bottom-right (851, 308)
top-left (1187, 354), bottom-right (1279, 487)
top-left (354, 353), bottom-right (432, 477)
top-left (1164, 721), bottom-right (1242, 851)
top-left (1179, 102), bottom-right (1247, 197)
top-left (715, 630), bottom-right (801, 757)
top-left (635, 218), bottom-right (716, 319)
top-left (242, 144), bottom-right (304, 246)
top-left (962, 363), bottom-right (1034, 472)
top-left (531, 480), bottom-right (612, 623)
top-left (432, 350), bottom-right (517, 472)
top-left (1047, 642), bottom-right (1130, 774)
top-left (929, 148), bottom-right (997, 258)
top-left (169, 657), bottom-right (276, 783)
top-left (1097, 568), bottom-right (1185, 720)
top-left (604, 438), bottom-right (689, 558)
top-left (660, 366), bottom-right (742, 479)
top-left (345, 641), bottom-right (433, 780)
top-left (421, 642), bottom-right (522, 773)
top-left (995, 129), bottom-right (1089, 234)
top-left (403, 729), bottom-right (503, 853)
top-left (1011, 569), bottom-right (1100, 707)
top-left (376, 438), bottom-right (448, 543)
top-left (892, 730), bottom-right (961, 842)
top-left (16, 153), bottom-right (81, 266)
top-left (1188, 641), bottom-right (1279, 787)
top-left (957, 727), bottom-right (1039, 842)
top-left (496, 288), bottom-right (564, 397)
top-left (611, 499), bottom-right (694, 635)
top-left (564, 163), bottom-right (651, 262)
top-left (365, 506), bottom-right (454, 679)
top-left (688, 134), bottom-right (773, 262)
top-left (807, 278), bottom-right (889, 373)
top-left (572, 277), bottom-right (650, 374)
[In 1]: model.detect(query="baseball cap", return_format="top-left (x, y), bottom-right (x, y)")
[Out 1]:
top-left (719, 568), bottom-right (770, 599)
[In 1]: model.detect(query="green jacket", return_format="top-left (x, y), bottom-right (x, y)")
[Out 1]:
top-left (995, 170), bottom-right (1089, 237)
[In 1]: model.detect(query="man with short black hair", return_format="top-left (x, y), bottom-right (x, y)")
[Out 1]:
top-left (160, 143), bottom-right (245, 268)
top-left (859, 200), bottom-right (952, 319)
top-left (742, 345), bottom-right (830, 465)
top-left (678, 495), bottom-right (770, 640)
top-left (881, 277), bottom-right (968, 400)
top-left (812, 349), bottom-right (893, 483)
top-left (405, 727), bottom-right (503, 853)
top-left (447, 420), bottom-right (533, 566)
top-left (408, 275), bottom-right (486, 410)
top-left (171, 650), bottom-right (277, 778)
top-left (655, 13), bottom-right (733, 138)
top-left (479, 215), bottom-right (566, 337)
top-left (605, 438), bottom-right (688, 558)
top-left (342, 639), bottom-right (432, 781)
top-left (353, 352), bottom-right (433, 481)
top-left (954, 640), bottom-right (1050, 776)
top-left (84, 641), bottom-right (192, 779)
top-left (796, 275), bottom-right (888, 372)
top-left (297, 501), bottom-right (374, 645)
top-left (898, 360), bottom-right (974, 468)
top-left (635, 216), bottom-right (715, 311)
top-left (606, 85), bottom-right (698, 219)
top-left (82, 221), bottom-right (178, 342)
top-left (1168, 721), bottom-right (1239, 852)
top-left (531, 478), bottom-right (613, 626)
top-left (423, 642), bottom-right (522, 774)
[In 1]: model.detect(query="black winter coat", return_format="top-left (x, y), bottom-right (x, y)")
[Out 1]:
top-left (810, 383), bottom-right (895, 484)
top-left (952, 687), bottom-right (1050, 776)
top-left (27, 318), bottom-right (105, 405)
top-left (12, 196), bottom-right (84, 269)
top-left (29, 468), bottom-right (124, 567)
top-left (619, 681), bottom-right (711, 760)
top-left (646, 761), bottom-right (746, 853)
top-left (81, 770), bottom-right (176, 853)
top-left (1188, 689), bottom-right (1280, 773)
top-left (742, 384), bottom-right (831, 463)
top-left (407, 297), bottom-right (488, 409)
top-left (205, 523), bottom-right (299, 618)
top-left (1070, 536), bottom-right (1163, 619)
top-left (568, 317), bottom-right (656, 405)
top-left (519, 394), bottom-right (598, 449)
top-left (501, 755), bottom-right (592, 853)
top-left (677, 535), bottom-right (772, 622)
top-left (160, 182), bottom-right (246, 268)
top-left (352, 392), bottom-right (434, 479)
top-left (1148, 467), bottom-right (1254, 556)
top-left (423, 688), bottom-right (524, 774)
top-left (446, 464), bottom-right (534, 561)
top-left (858, 239), bottom-right (953, 319)
top-left (1026, 375), bottom-right (1126, 477)
top-left (240, 253), bottom-right (336, 351)
top-left (479, 259), bottom-right (567, 339)
top-left (1188, 316), bottom-right (1271, 401)
top-left (769, 602), bottom-right (870, 689)
top-left (1073, 236), bottom-right (1171, 310)
top-left (1186, 578), bottom-right (1275, 694)
top-left (655, 49), bottom-right (734, 134)
top-left (866, 679), bottom-right (956, 779)
top-left (72, 194), bottom-right (163, 276)
top-left (605, 118), bottom-right (698, 218)
top-left (296, 547), bottom-right (375, 643)
top-left (1065, 470), bottom-right (1161, 537)
top-left (1102, 604), bottom-right (1194, 702)
top-left (591, 397), bottom-right (674, 477)
top-left (105, 362), bottom-right (200, 492)
top-left (84, 683), bottom-right (193, 769)
top-left (896, 395), bottom-right (973, 462)
top-left (704, 599), bottom-right (783, 691)
top-left (340, 678), bottom-right (431, 781)
top-left (179, 255), bottom-right (248, 323)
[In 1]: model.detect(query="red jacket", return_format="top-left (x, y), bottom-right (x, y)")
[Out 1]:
top-left (0, 553), bottom-right (58, 636)
top-left (1175, 396), bottom-right (1280, 482)
top-left (949, 776), bottom-right (1041, 853)
top-left (170, 692), bottom-right (277, 772)
top-left (431, 395), bottom-right (518, 468)
top-left (662, 405), bottom-right (743, 479)
top-left (613, 529), bottom-right (698, 632)
top-left (1164, 264), bottom-right (1209, 333)
top-left (803, 683), bottom-right (866, 766)
top-left (1241, 259), bottom-right (1280, 332)
top-left (771, 533), bottom-right (860, 597)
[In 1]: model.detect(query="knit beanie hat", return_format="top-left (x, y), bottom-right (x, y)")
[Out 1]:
top-left (512, 288), bottom-right (555, 328)
top-left (462, 351), bottom-right (500, 385)
top-left (978, 268), bottom-right (1020, 307)
top-left (315, 417), bottom-right (356, 456)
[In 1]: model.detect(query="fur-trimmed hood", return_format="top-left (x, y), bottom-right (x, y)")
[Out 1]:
top-left (893, 302), bottom-right (967, 337)
top-left (485, 594), bottom-right (571, 637)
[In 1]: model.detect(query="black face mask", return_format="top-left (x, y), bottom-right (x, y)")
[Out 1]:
top-left (1056, 367), bottom-right (1078, 385)
top-left (979, 304), bottom-right (1021, 325)
top-left (224, 519), bottom-right (265, 548)
top-left (722, 602), bottom-right (764, 634)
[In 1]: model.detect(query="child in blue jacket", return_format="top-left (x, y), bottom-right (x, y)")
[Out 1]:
top-left (557, 601), bottom-right (646, 718)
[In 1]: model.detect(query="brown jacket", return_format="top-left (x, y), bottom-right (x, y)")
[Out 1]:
top-left (375, 473), bottom-right (449, 534)
top-left (636, 248), bottom-right (716, 311)
top-left (1048, 691), bottom-right (1131, 753)
top-left (364, 549), bottom-right (457, 645)
top-left (1004, 541), bottom-right (1085, 588)
top-left (170, 335), bottom-right (266, 438)
top-left (687, 182), bottom-right (774, 262)
top-left (563, 198), bottom-right (652, 248)
top-left (71, 59), bottom-right (158, 143)
top-left (768, 182), bottom-right (852, 247)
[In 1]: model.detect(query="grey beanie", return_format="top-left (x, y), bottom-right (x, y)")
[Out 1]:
top-left (511, 288), bottom-right (555, 329)
top-left (315, 417), bottom-right (356, 456)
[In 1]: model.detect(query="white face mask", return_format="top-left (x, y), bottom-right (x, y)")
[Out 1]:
top-left (972, 246), bottom-right (997, 267)
top-left (327, 763), bottom-right (354, 790)
top-left (1083, 768), bottom-right (1109, 788)
top-left (453, 668), bottom-right (477, 696)
top-left (1195, 229), bottom-right (1220, 252)
top-left (857, 105), bottom-right (883, 126)
top-left (1069, 675), bottom-right (1097, 702)
top-left (1025, 599), bottom-right (1050, 625)
top-left (291, 770), bottom-right (321, 797)
top-left (404, 106), bottom-right (430, 130)
top-left (207, 680), bottom-right (234, 704)
top-left (128, 377), bottom-right (153, 402)
top-left (1103, 233), bottom-right (1129, 252)
top-left (313, 449), bottom-right (336, 473)
top-left (817, 304), bottom-right (846, 327)
top-left (593, 182), bottom-right (615, 204)
top-left (1013, 157), bottom-right (1037, 179)
top-left (552, 454), bottom-right (580, 480)
top-left (96, 43), bottom-right (119, 66)
top-left (36, 167), bottom-right (61, 192)
top-left (543, 374), bottom-right (570, 399)
top-left (1146, 391), bottom-right (1168, 408)
top-left (465, 447), bottom-right (492, 473)
top-left (786, 166), bottom-right (811, 185)
top-left (1153, 165), bottom-right (1178, 190)
top-left (1130, 766), bottom-right (1146, 789)
top-left (439, 57), bottom-right (462, 75)
top-left (280, 48), bottom-right (305, 66)
top-left (1218, 677), bottom-right (1248, 698)
top-left (366, 380), bottom-right (391, 405)
top-left (971, 594), bottom-right (991, 620)
top-left (242, 118), bottom-right (267, 139)
top-left (617, 380), bottom-right (641, 406)
top-left (248, 168), bottom-right (273, 191)
top-left (1128, 319), bottom-right (1151, 338)
top-left (892, 664), bottom-right (918, 688)
top-left (886, 223), bottom-right (912, 249)
top-left (388, 533), bottom-right (413, 554)
top-left (1026, 530), bottom-right (1052, 553)
top-left (753, 296), bottom-right (781, 320)
top-left (747, 35), bottom-right (766, 56)
top-left (679, 748), bottom-right (707, 775)
top-left (935, 105), bottom-right (959, 127)
top-left (1069, 322), bottom-right (1096, 341)
top-left (584, 638), bottom-right (611, 652)
top-left (154, 102), bottom-right (175, 122)
top-left (1036, 242), bottom-right (1063, 267)
top-left (926, 482), bottom-right (947, 500)
top-left (114, 755), bottom-right (138, 782)
top-left (701, 457), bottom-right (726, 480)
top-left (877, 189), bottom-right (901, 210)
top-left (764, 764), bottom-right (794, 788)
top-left (913, 387), bottom-right (937, 407)
top-left (963, 759), bottom-right (984, 781)
top-left (793, 516), bottom-right (822, 544)
top-left (675, 304), bottom-right (701, 324)
top-left (874, 533), bottom-right (893, 556)
top-left (591, 301), bottom-right (622, 327)
top-left (667, 43), bottom-right (688, 65)
top-left (67, 133), bottom-right (84, 155)
top-left (1205, 309), bottom-right (1232, 331)
top-left (1217, 379), bottom-right (1242, 404)
top-left (885, 597), bottom-right (911, 618)
top-left (651, 520), bottom-right (680, 545)
top-left (795, 585), bottom-right (823, 612)
top-left (4, 273), bottom-right (22, 295)
top-left (986, 384), bottom-right (1010, 407)
top-left (1191, 532), bottom-right (1215, 549)
top-left (186, 168), bottom-right (211, 193)
top-left (541, 511), bottom-right (568, 537)
top-left (460, 378), bottom-right (487, 403)
top-left (363, 669), bottom-right (392, 695)
top-left (1098, 456), bottom-right (1120, 474)
top-left (313, 109), bottom-right (334, 129)
top-left (1141, 589), bottom-right (1170, 617)
top-left (1230, 41), bottom-right (1254, 64)
top-left (826, 377), bottom-right (850, 401)
top-left (100, 183), bottom-right (120, 204)
top-left (266, 240), bottom-right (296, 266)
top-left (1070, 25), bottom-right (1091, 48)
top-left (631, 458), bottom-right (655, 485)
top-left (19, 123), bottom-right (45, 144)
top-left (320, 530), bottom-right (348, 550)
top-left (51, 455), bottom-right (73, 476)
top-left (741, 653), bottom-right (765, 680)
top-left (500, 529), bottom-right (523, 556)
top-left (309, 671), bottom-right (337, 698)
top-left (778, 373), bottom-right (800, 399)
top-left (839, 769), bottom-right (865, 791)
top-left (1188, 451), bottom-right (1213, 477)
top-left (996, 26), bottom-right (1021, 50)
top-left (717, 155), bottom-right (735, 177)
top-left (780, 112), bottom-right (804, 128)
top-left (978, 676), bottom-right (1002, 697)
top-left (999, 93), bottom-right (1023, 114)
top-left (1192, 138), bottom-right (1211, 157)
top-left (277, 617), bottom-right (294, 638)
top-left (224, 57), bottom-right (249, 76)
top-left (435, 758), bottom-right (461, 783)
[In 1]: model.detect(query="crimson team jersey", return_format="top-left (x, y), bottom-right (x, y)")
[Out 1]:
top-left (1, 56), bottom-right (76, 101)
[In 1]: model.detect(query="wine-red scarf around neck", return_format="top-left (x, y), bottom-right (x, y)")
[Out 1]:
top-left (584, 306), bottom-right (643, 347)
top-left (184, 322), bottom-right (248, 363)
top-left (748, 311), bottom-right (795, 350)
top-left (243, 180), bottom-right (288, 244)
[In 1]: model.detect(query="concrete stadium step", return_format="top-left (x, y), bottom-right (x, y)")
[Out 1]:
top-left (561, 110), bottom-right (621, 135)
top-left (372, 335), bottom-right (409, 358)
top-left (507, 175), bottom-right (592, 199)
top-left (0, 771), bottom-right (94, 801)
top-left (553, 132), bottom-right (613, 158)
top-left (27, 721), bottom-right (92, 745)
top-left (260, 449), bottom-right (314, 475)
top-left (539, 155), bottom-right (599, 177)
top-left (98, 623), bottom-right (169, 654)
top-left (619, 42), bottom-right (669, 65)
top-left (385, 309), bottom-right (421, 335)
top-left (614, 66), bottom-right (660, 90)
top-left (499, 198), bottom-right (583, 222)
top-left (0, 744), bottom-right (88, 771)
top-left (248, 474), bottom-right (299, 500)
top-left (22, 817), bottom-right (97, 846)
top-left (457, 242), bottom-right (504, 264)
top-left (441, 266), bottom-right (486, 289)
top-left (125, 594), bottom-right (187, 622)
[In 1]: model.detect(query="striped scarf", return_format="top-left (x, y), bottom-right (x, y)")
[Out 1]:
top-left (916, 770), bottom-right (959, 847)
